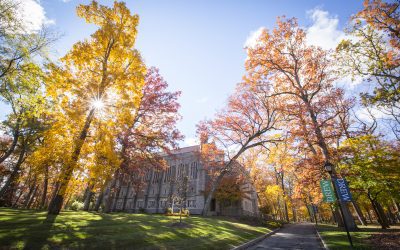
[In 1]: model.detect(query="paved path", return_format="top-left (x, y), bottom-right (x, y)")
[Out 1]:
top-left (247, 223), bottom-right (325, 250)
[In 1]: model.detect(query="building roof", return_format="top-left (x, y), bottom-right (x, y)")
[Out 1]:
top-left (160, 145), bottom-right (200, 157)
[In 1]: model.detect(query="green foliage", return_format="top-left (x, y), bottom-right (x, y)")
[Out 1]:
top-left (69, 200), bottom-right (84, 211)
top-left (339, 135), bottom-right (400, 201)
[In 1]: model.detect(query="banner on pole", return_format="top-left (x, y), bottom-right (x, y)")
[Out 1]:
top-left (334, 178), bottom-right (352, 202)
top-left (320, 180), bottom-right (336, 203)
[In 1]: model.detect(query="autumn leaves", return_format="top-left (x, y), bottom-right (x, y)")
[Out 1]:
top-left (0, 1), bottom-right (181, 215)
top-left (197, 1), bottom-right (400, 227)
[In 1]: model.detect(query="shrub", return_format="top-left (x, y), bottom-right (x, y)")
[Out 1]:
top-left (165, 208), bottom-right (190, 217)
top-left (69, 200), bottom-right (84, 211)
top-left (181, 208), bottom-right (190, 216)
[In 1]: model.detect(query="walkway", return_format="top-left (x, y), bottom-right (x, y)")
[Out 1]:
top-left (246, 223), bottom-right (325, 250)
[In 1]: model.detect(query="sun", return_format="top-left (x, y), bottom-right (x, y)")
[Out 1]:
top-left (91, 98), bottom-right (105, 110)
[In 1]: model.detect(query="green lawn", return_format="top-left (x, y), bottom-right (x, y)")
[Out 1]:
top-left (0, 208), bottom-right (271, 249)
top-left (317, 223), bottom-right (400, 250)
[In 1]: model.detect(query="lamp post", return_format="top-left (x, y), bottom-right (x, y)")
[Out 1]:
top-left (324, 162), bottom-right (353, 248)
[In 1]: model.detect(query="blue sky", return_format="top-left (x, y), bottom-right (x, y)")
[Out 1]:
top-left (2, 0), bottom-right (365, 145)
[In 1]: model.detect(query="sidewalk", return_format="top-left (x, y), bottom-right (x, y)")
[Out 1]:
top-left (246, 223), bottom-right (325, 250)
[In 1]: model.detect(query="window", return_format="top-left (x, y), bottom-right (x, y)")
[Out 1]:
top-left (148, 200), bottom-right (156, 208)
top-left (165, 166), bottom-right (174, 182)
top-left (178, 163), bottom-right (184, 177)
top-left (187, 200), bottom-right (196, 208)
top-left (160, 200), bottom-right (167, 208)
top-left (145, 171), bottom-right (151, 181)
top-left (184, 163), bottom-right (189, 176)
top-left (137, 201), bottom-right (144, 208)
top-left (190, 162), bottom-right (198, 179)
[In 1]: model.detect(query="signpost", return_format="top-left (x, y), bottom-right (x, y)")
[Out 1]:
top-left (320, 174), bottom-right (354, 248)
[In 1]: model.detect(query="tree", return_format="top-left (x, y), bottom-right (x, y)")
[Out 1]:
top-left (336, 0), bottom-right (400, 139)
top-left (0, 63), bottom-right (51, 205)
top-left (46, 1), bottom-right (145, 215)
top-left (339, 135), bottom-right (400, 228)
top-left (245, 17), bottom-right (357, 229)
top-left (120, 67), bottom-right (182, 168)
top-left (0, 0), bottom-right (55, 165)
top-left (197, 82), bottom-right (282, 215)
top-left (0, 0), bottom-right (54, 80)
top-left (102, 67), bottom-right (182, 212)
top-left (172, 175), bottom-right (188, 223)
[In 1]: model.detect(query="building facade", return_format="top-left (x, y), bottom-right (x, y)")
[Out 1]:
top-left (108, 145), bottom-right (259, 216)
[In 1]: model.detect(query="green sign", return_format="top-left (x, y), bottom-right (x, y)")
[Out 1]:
top-left (320, 180), bottom-right (336, 203)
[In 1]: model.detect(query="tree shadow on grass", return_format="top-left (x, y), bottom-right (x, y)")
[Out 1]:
top-left (23, 213), bottom-right (57, 250)
top-left (75, 212), bottom-right (265, 250)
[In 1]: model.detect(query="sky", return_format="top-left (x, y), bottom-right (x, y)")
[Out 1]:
top-left (2, 0), bottom-right (366, 146)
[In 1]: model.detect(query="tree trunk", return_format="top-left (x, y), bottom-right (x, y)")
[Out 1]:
top-left (392, 199), bottom-right (400, 223)
top-left (202, 170), bottom-right (227, 215)
top-left (112, 179), bottom-right (122, 212)
top-left (0, 122), bottom-right (19, 164)
top-left (0, 146), bottom-right (26, 201)
top-left (12, 189), bottom-right (24, 208)
top-left (49, 181), bottom-right (60, 207)
top-left (365, 207), bottom-right (373, 223)
top-left (23, 182), bottom-right (36, 208)
top-left (133, 193), bottom-right (138, 213)
top-left (26, 185), bottom-right (38, 209)
top-left (375, 201), bottom-right (390, 228)
top-left (104, 171), bottom-right (119, 213)
top-left (291, 204), bottom-right (297, 222)
top-left (304, 99), bottom-right (357, 230)
top-left (94, 190), bottom-right (104, 212)
top-left (48, 108), bottom-right (95, 215)
top-left (333, 206), bottom-right (344, 226)
top-left (122, 181), bottom-right (131, 211)
top-left (279, 173), bottom-right (289, 222)
top-left (352, 200), bottom-right (367, 225)
top-left (63, 193), bottom-right (72, 209)
top-left (304, 199), bottom-right (313, 222)
top-left (282, 198), bottom-right (289, 222)
top-left (40, 165), bottom-right (49, 209)
top-left (330, 205), bottom-right (337, 224)
top-left (368, 194), bottom-right (390, 229)
top-left (83, 183), bottom-right (94, 211)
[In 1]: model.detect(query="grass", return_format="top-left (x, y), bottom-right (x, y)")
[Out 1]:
top-left (316, 223), bottom-right (400, 250)
top-left (0, 208), bottom-right (272, 249)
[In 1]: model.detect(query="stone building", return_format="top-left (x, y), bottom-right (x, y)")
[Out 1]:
top-left (109, 145), bottom-right (259, 216)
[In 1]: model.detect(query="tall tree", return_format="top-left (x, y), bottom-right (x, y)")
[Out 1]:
top-left (0, 62), bottom-right (51, 204)
top-left (0, 0), bottom-right (54, 80)
top-left (103, 67), bottom-right (182, 212)
top-left (197, 82), bottom-right (282, 215)
top-left (46, 1), bottom-right (145, 215)
top-left (339, 135), bottom-right (400, 228)
top-left (337, 0), bottom-right (400, 139)
top-left (0, 0), bottom-right (55, 165)
top-left (245, 17), bottom-right (357, 229)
